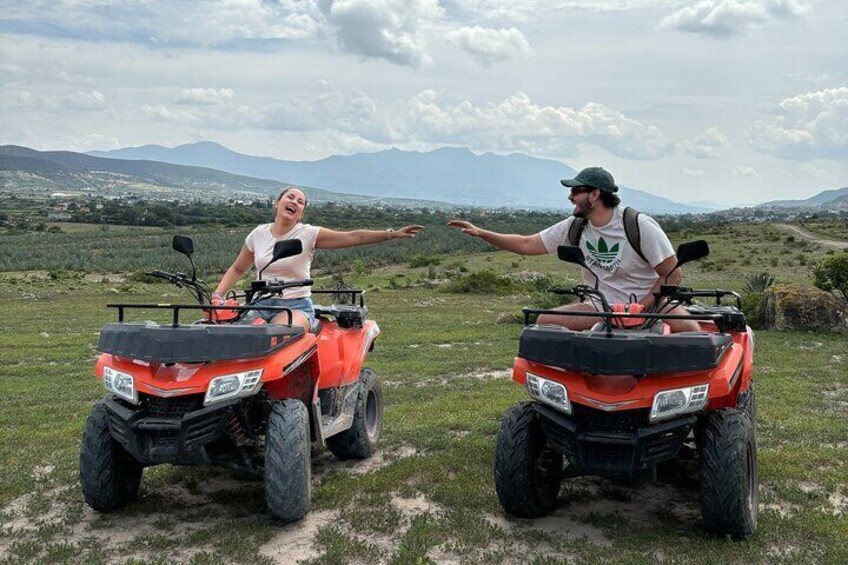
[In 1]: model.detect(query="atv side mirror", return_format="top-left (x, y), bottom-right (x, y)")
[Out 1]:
top-left (557, 245), bottom-right (586, 267)
top-left (557, 245), bottom-right (600, 289)
top-left (172, 235), bottom-right (197, 280)
top-left (272, 238), bottom-right (303, 261)
top-left (258, 239), bottom-right (304, 280)
top-left (676, 240), bottom-right (709, 266)
top-left (172, 235), bottom-right (194, 256)
top-left (664, 240), bottom-right (710, 284)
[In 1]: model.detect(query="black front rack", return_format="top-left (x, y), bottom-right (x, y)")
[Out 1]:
top-left (107, 304), bottom-right (295, 326)
top-left (522, 308), bottom-right (731, 334)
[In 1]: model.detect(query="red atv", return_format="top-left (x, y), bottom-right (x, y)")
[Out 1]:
top-left (494, 241), bottom-right (758, 539)
top-left (80, 235), bottom-right (383, 522)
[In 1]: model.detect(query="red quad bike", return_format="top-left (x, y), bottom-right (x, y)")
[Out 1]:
top-left (494, 241), bottom-right (758, 539)
top-left (80, 235), bottom-right (383, 522)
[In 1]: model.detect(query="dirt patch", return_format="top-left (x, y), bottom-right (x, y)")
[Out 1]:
top-left (313, 445), bottom-right (419, 479)
top-left (827, 490), bottom-right (846, 516)
top-left (259, 510), bottom-right (338, 564)
top-left (384, 368), bottom-right (511, 388)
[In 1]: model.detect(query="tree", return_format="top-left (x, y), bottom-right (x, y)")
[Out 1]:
top-left (812, 252), bottom-right (848, 301)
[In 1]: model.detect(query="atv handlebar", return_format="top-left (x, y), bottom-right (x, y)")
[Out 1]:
top-left (657, 286), bottom-right (742, 309)
top-left (146, 270), bottom-right (211, 304)
top-left (549, 285), bottom-right (612, 313)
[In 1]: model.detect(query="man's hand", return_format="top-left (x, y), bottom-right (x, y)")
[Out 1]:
top-left (447, 220), bottom-right (483, 237)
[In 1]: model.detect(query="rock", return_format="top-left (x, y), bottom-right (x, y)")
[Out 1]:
top-left (505, 271), bottom-right (548, 283)
top-left (757, 284), bottom-right (848, 333)
top-left (497, 312), bottom-right (522, 324)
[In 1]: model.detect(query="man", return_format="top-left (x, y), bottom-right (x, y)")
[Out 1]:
top-left (448, 166), bottom-right (700, 332)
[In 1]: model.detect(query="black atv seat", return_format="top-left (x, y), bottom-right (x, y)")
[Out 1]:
top-left (519, 325), bottom-right (733, 375)
top-left (98, 322), bottom-right (304, 364)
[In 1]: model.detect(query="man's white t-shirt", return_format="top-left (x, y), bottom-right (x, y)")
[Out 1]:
top-left (245, 223), bottom-right (321, 299)
top-left (538, 207), bottom-right (674, 305)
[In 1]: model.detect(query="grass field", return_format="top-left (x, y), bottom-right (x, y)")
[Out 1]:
top-left (0, 224), bottom-right (846, 564)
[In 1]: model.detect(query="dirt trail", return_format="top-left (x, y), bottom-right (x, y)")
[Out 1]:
top-left (776, 224), bottom-right (848, 249)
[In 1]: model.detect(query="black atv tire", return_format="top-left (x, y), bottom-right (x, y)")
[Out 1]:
top-left (699, 408), bottom-right (758, 539)
top-left (79, 400), bottom-right (143, 512)
top-left (494, 402), bottom-right (562, 518)
top-left (326, 368), bottom-right (382, 460)
top-left (737, 382), bottom-right (757, 422)
top-left (265, 399), bottom-right (312, 522)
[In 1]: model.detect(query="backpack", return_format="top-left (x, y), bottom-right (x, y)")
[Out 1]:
top-left (566, 206), bottom-right (648, 263)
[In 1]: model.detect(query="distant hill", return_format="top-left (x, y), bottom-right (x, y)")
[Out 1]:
top-left (0, 145), bottom-right (455, 208)
top-left (90, 141), bottom-right (712, 214)
top-left (758, 187), bottom-right (848, 209)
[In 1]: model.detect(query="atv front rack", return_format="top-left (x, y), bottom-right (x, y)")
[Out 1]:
top-left (107, 303), bottom-right (296, 326)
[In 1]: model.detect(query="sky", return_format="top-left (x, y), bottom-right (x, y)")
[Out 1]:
top-left (1, 0), bottom-right (846, 206)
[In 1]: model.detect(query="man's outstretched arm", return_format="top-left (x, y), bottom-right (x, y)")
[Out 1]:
top-left (448, 220), bottom-right (548, 256)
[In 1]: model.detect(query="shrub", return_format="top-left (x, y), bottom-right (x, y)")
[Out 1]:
top-left (743, 272), bottom-right (776, 294)
top-left (444, 270), bottom-right (517, 295)
top-left (740, 292), bottom-right (762, 328)
top-left (408, 255), bottom-right (441, 268)
top-left (128, 271), bottom-right (166, 284)
top-left (812, 251), bottom-right (848, 301)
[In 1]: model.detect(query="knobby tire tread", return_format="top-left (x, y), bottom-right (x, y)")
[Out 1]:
top-left (494, 402), bottom-right (561, 518)
top-left (265, 399), bottom-right (311, 522)
top-left (326, 368), bottom-right (382, 461)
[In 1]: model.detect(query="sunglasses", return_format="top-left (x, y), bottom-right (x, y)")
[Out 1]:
top-left (569, 186), bottom-right (596, 196)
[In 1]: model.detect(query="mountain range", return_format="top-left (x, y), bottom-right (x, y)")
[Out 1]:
top-left (0, 145), bottom-right (452, 208)
top-left (89, 142), bottom-right (713, 214)
top-left (758, 187), bottom-right (848, 209)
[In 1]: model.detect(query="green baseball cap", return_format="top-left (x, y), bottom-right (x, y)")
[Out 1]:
top-left (561, 167), bottom-right (618, 193)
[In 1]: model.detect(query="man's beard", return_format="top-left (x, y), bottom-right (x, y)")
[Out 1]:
top-left (572, 199), bottom-right (594, 218)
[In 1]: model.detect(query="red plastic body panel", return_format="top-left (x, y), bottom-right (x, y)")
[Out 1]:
top-left (512, 326), bottom-right (754, 411)
top-left (93, 319), bottom-right (380, 402)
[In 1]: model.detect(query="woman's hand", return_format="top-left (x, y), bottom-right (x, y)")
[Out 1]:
top-left (447, 220), bottom-right (482, 237)
top-left (392, 225), bottom-right (424, 239)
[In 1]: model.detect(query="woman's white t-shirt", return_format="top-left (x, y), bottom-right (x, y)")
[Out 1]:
top-left (245, 223), bottom-right (321, 299)
top-left (538, 208), bottom-right (675, 305)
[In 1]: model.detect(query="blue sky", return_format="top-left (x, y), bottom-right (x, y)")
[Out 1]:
top-left (1, 0), bottom-right (846, 205)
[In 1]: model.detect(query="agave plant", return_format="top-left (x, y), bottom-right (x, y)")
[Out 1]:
top-left (743, 272), bottom-right (776, 294)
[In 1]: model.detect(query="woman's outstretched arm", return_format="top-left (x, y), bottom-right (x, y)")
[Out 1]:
top-left (315, 225), bottom-right (423, 249)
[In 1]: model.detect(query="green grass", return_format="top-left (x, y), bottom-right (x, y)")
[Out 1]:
top-left (1, 223), bottom-right (847, 563)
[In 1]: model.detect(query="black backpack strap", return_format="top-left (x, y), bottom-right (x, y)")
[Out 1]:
top-left (623, 207), bottom-right (648, 263)
top-left (566, 217), bottom-right (586, 247)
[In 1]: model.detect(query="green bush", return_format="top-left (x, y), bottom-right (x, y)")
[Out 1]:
top-left (408, 255), bottom-right (442, 268)
top-left (128, 271), bottom-right (167, 284)
top-left (444, 270), bottom-right (517, 295)
top-left (742, 272), bottom-right (776, 294)
top-left (740, 292), bottom-right (762, 328)
top-left (812, 252), bottom-right (848, 301)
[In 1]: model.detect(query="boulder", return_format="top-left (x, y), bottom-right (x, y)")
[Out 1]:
top-left (757, 284), bottom-right (848, 333)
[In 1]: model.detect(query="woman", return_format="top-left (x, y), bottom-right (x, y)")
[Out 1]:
top-left (213, 186), bottom-right (423, 330)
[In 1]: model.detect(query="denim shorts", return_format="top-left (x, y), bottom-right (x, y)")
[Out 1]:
top-left (246, 297), bottom-right (315, 323)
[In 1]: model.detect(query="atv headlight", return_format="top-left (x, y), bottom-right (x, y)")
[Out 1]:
top-left (204, 369), bottom-right (263, 406)
top-left (526, 373), bottom-right (571, 414)
top-left (650, 384), bottom-right (709, 422)
top-left (103, 366), bottom-right (137, 404)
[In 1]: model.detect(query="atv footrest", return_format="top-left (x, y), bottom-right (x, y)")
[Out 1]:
top-left (534, 403), bottom-right (695, 480)
top-left (104, 396), bottom-right (237, 465)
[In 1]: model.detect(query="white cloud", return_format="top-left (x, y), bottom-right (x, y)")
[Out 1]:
top-left (143, 104), bottom-right (202, 124)
top-left (681, 127), bottom-right (729, 158)
top-left (683, 167), bottom-right (706, 176)
top-left (447, 26), bottom-right (530, 66)
top-left (735, 165), bottom-right (758, 177)
top-left (322, 0), bottom-right (442, 67)
top-left (749, 87), bottom-right (848, 160)
top-left (61, 90), bottom-right (106, 111)
top-left (176, 88), bottom-right (235, 106)
top-left (407, 90), bottom-right (672, 160)
top-left (659, 0), bottom-right (808, 39)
